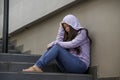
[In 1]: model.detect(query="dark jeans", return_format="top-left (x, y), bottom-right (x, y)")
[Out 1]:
top-left (35, 44), bottom-right (87, 73)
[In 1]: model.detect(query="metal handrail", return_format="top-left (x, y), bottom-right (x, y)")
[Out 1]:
top-left (2, 0), bottom-right (9, 53)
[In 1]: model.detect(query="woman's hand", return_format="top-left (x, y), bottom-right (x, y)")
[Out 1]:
top-left (47, 41), bottom-right (57, 50)
top-left (47, 43), bottom-right (52, 50)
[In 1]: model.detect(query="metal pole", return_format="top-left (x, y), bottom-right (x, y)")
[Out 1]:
top-left (2, 0), bottom-right (9, 53)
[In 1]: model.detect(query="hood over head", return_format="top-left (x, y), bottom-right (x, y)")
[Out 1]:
top-left (61, 14), bottom-right (83, 30)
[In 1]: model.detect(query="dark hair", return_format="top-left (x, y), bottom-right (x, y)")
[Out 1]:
top-left (63, 25), bottom-right (80, 54)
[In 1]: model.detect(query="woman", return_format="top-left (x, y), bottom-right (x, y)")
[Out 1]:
top-left (23, 14), bottom-right (91, 73)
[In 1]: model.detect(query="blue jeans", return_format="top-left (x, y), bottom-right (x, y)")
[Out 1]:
top-left (35, 44), bottom-right (87, 73)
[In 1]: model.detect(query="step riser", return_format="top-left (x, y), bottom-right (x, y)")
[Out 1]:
top-left (0, 45), bottom-right (15, 49)
top-left (0, 62), bottom-right (60, 72)
top-left (0, 43), bottom-right (15, 46)
top-left (0, 49), bottom-right (21, 54)
top-left (0, 54), bottom-right (40, 62)
top-left (0, 62), bottom-right (33, 72)
top-left (0, 40), bottom-right (2, 43)
top-left (0, 72), bottom-right (92, 80)
top-left (0, 47), bottom-right (15, 50)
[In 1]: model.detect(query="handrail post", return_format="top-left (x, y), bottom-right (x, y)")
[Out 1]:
top-left (2, 0), bottom-right (9, 53)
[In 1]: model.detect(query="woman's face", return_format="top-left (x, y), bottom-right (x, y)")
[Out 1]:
top-left (62, 23), bottom-right (70, 32)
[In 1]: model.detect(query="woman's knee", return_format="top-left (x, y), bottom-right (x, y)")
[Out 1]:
top-left (49, 44), bottom-right (65, 54)
top-left (53, 44), bottom-right (62, 49)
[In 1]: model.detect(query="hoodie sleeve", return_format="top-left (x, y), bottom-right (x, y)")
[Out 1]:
top-left (56, 26), bottom-right (64, 41)
top-left (57, 30), bottom-right (87, 48)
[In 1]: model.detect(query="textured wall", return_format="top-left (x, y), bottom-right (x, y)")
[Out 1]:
top-left (0, 0), bottom-right (75, 37)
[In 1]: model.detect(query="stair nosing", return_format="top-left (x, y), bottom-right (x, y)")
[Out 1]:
top-left (0, 71), bottom-right (92, 77)
top-left (0, 61), bottom-right (34, 64)
top-left (0, 53), bottom-right (40, 56)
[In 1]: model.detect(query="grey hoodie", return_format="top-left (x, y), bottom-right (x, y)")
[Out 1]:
top-left (50, 14), bottom-right (90, 68)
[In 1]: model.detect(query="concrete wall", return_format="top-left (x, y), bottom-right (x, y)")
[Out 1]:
top-left (0, 0), bottom-right (75, 37)
top-left (10, 0), bottom-right (120, 78)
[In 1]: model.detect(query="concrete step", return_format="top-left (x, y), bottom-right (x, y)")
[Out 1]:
top-left (0, 50), bottom-right (21, 53)
top-left (0, 61), bottom-right (60, 72)
top-left (0, 62), bottom-right (33, 72)
top-left (0, 72), bottom-right (93, 80)
top-left (0, 44), bottom-right (15, 49)
top-left (0, 53), bottom-right (40, 63)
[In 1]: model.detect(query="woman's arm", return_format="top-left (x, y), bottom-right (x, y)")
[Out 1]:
top-left (57, 30), bottom-right (88, 48)
top-left (56, 26), bottom-right (64, 41)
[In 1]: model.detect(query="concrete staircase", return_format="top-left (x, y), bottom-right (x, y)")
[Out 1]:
top-left (0, 39), bottom-right (93, 80)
